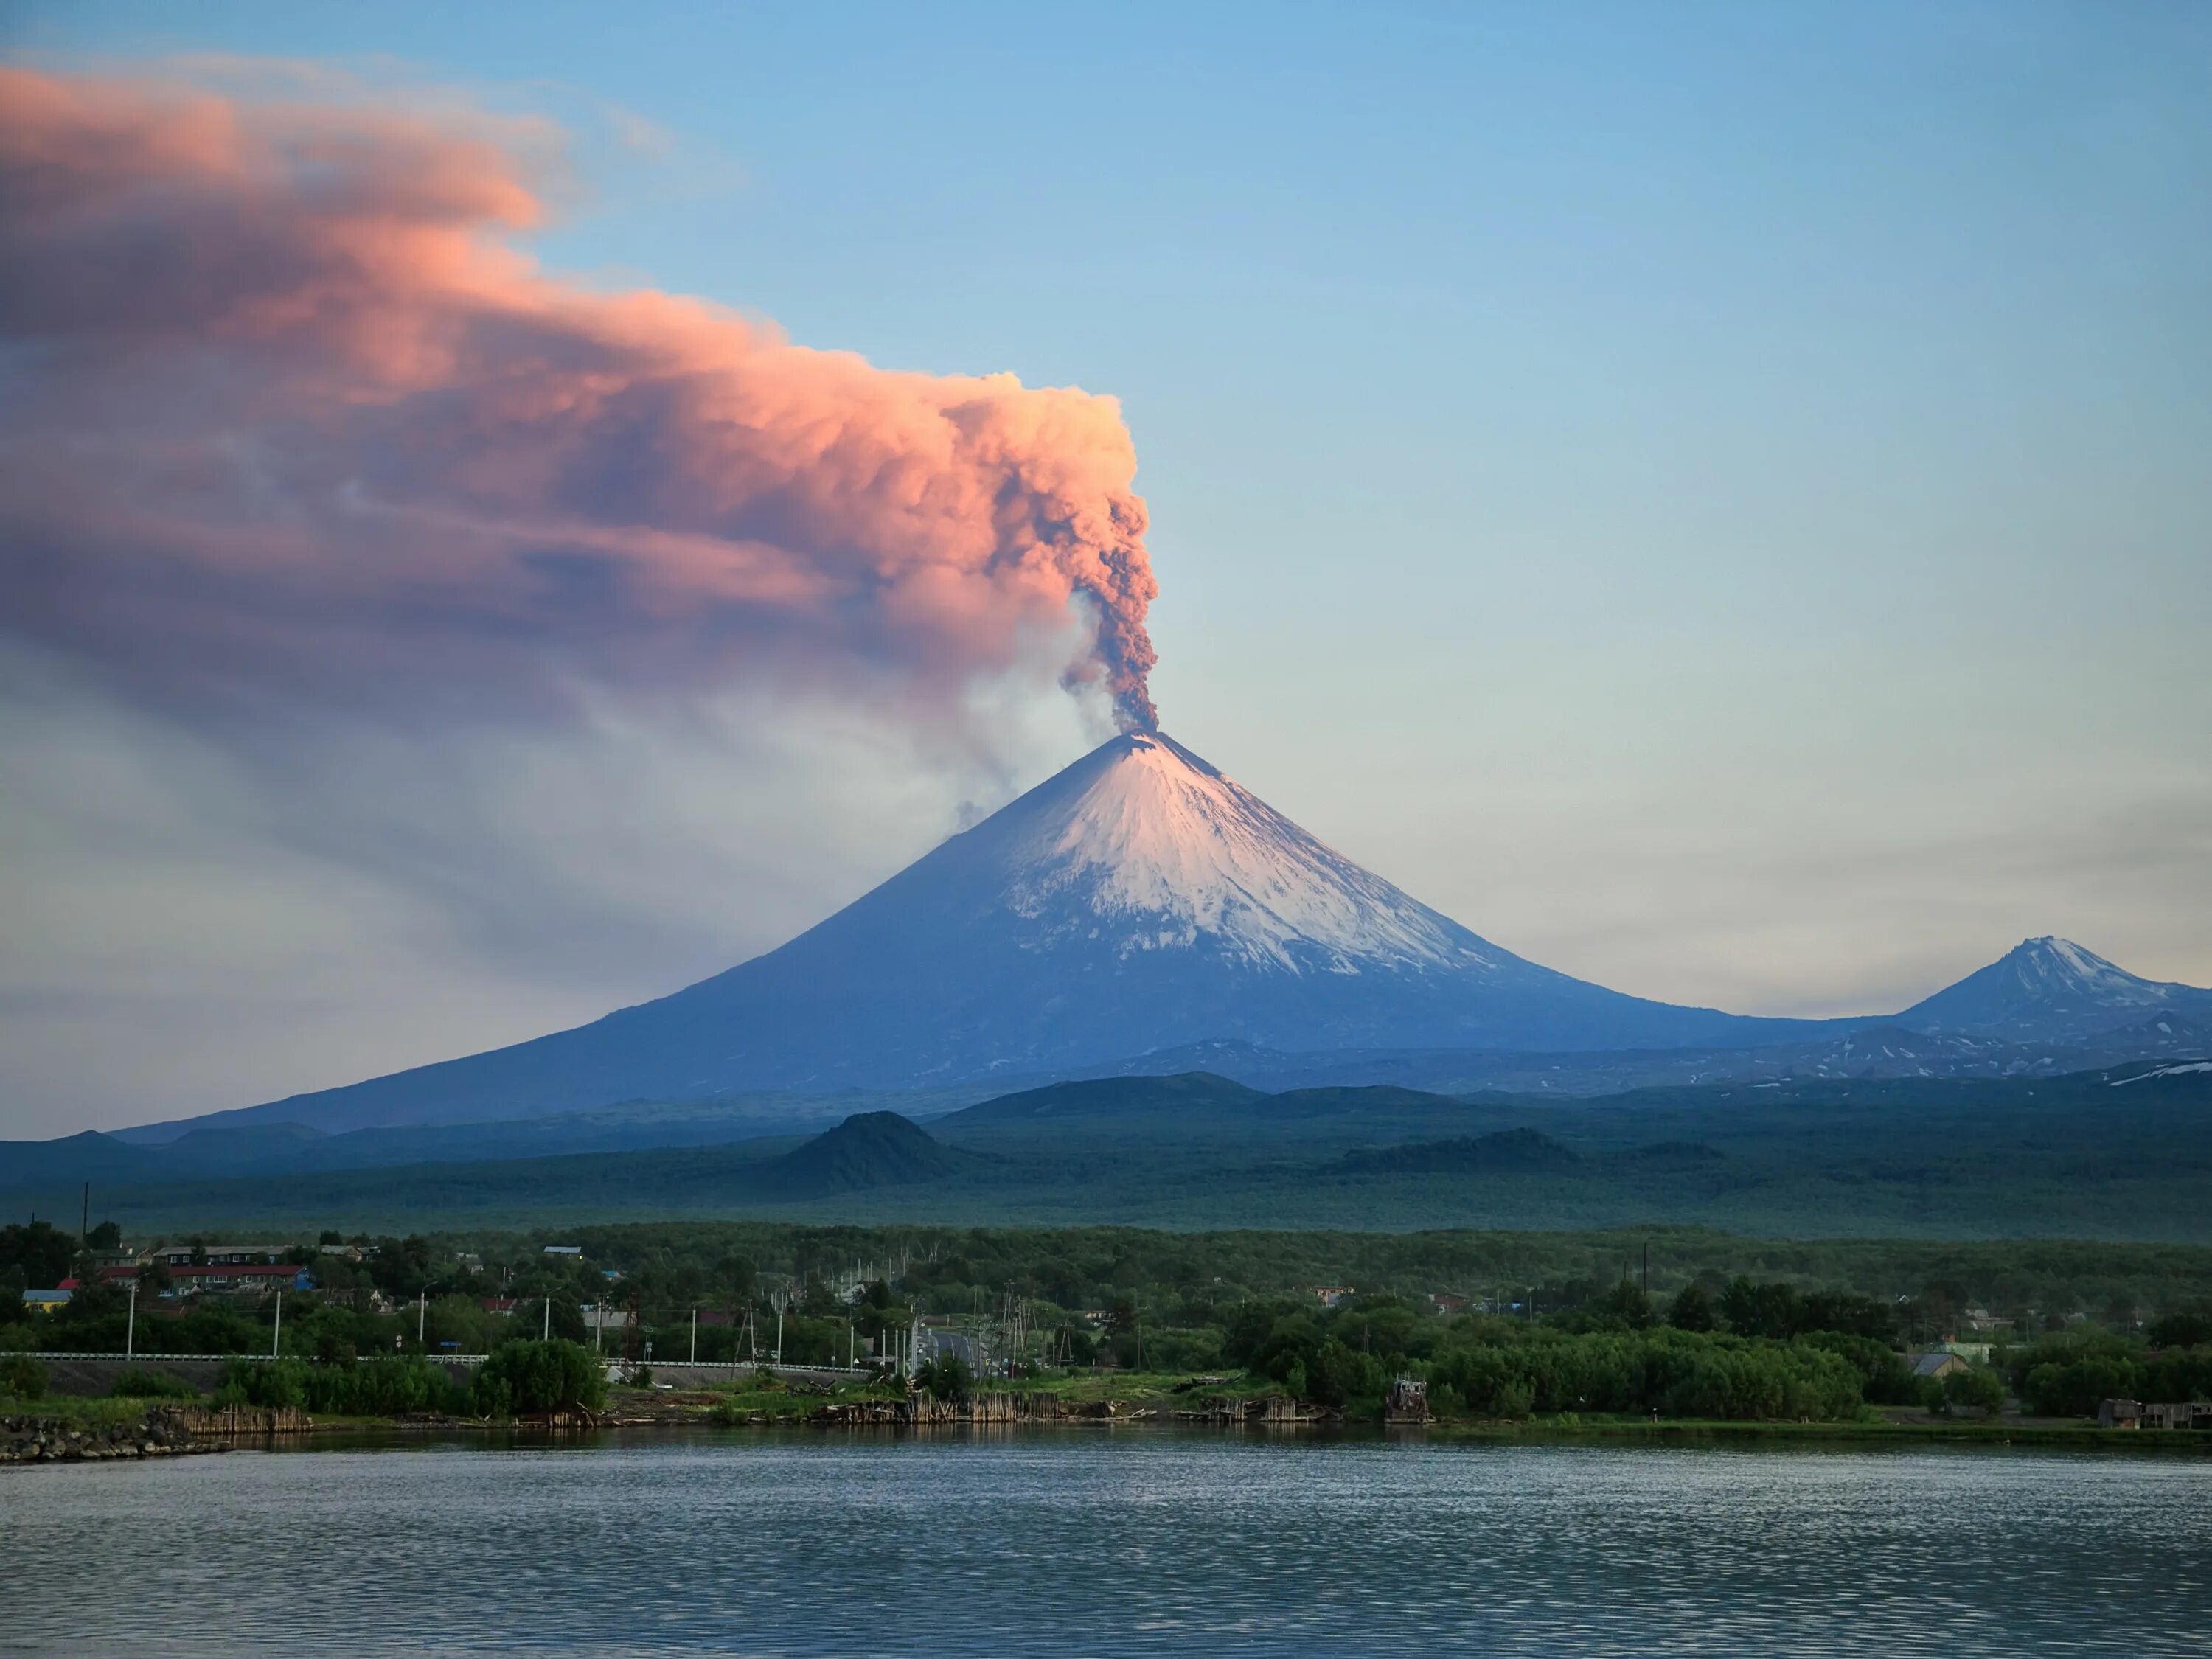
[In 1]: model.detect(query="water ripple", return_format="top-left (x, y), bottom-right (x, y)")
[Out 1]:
top-left (1, 1433), bottom-right (2207, 1656)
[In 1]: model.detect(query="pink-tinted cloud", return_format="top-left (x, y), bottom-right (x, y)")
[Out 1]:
top-left (0, 65), bottom-right (1160, 731)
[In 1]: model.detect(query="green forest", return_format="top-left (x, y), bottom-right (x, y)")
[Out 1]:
top-left (8, 1217), bottom-right (2212, 1426)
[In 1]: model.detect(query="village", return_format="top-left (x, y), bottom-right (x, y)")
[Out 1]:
top-left (7, 1215), bottom-right (2211, 1443)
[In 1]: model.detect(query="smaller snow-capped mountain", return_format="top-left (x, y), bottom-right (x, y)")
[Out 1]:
top-left (1896, 936), bottom-right (2212, 1044)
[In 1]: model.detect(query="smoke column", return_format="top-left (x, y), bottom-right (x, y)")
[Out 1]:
top-left (0, 66), bottom-right (1161, 734)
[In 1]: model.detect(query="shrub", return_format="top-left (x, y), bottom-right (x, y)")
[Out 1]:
top-left (0, 1352), bottom-right (47, 1399)
top-left (470, 1340), bottom-right (606, 1416)
top-left (915, 1354), bottom-right (973, 1402)
top-left (218, 1355), bottom-right (471, 1416)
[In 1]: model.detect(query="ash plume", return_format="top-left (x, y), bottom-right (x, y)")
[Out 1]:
top-left (0, 65), bottom-right (1161, 734)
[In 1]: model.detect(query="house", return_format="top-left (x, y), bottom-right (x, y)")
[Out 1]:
top-left (480, 1298), bottom-right (519, 1317)
top-left (152, 1243), bottom-right (287, 1267)
top-left (1909, 1352), bottom-right (1970, 1382)
top-left (1937, 1340), bottom-right (1993, 1365)
top-left (543, 1245), bottom-right (583, 1258)
top-left (1313, 1286), bottom-right (1354, 1309)
top-left (2101, 1399), bottom-right (2212, 1430)
top-left (1432, 1293), bottom-right (1470, 1315)
top-left (20, 1287), bottom-right (70, 1312)
top-left (166, 1262), bottom-right (313, 1296)
top-left (2146, 1402), bottom-right (2212, 1430)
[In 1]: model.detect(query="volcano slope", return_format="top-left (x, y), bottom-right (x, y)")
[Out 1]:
top-left (162, 731), bottom-right (1837, 1139)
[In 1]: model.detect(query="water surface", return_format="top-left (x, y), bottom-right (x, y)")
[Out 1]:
top-left (3, 1430), bottom-right (2206, 1655)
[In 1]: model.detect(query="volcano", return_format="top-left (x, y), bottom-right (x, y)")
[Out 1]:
top-left (1895, 936), bottom-right (2212, 1043)
top-left (170, 731), bottom-right (1843, 1135)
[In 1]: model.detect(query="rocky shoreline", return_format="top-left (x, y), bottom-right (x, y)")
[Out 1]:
top-left (1, 1404), bottom-right (318, 1464)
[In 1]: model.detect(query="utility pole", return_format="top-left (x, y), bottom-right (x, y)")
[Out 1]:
top-left (272, 1289), bottom-right (283, 1357)
top-left (542, 1298), bottom-right (551, 1343)
top-left (125, 1280), bottom-right (137, 1360)
top-left (689, 1307), bottom-right (698, 1366)
top-left (418, 1291), bottom-right (427, 1349)
top-left (773, 1297), bottom-right (784, 1366)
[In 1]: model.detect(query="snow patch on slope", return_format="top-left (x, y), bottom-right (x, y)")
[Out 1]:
top-left (1001, 732), bottom-right (1492, 974)
top-left (2110, 1061), bottom-right (2212, 1085)
top-left (2017, 937), bottom-right (2167, 1004)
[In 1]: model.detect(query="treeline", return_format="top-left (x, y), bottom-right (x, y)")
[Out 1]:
top-left (2004, 1313), bottom-right (2212, 1416)
top-left (1218, 1287), bottom-right (1928, 1420)
top-left (526, 1220), bottom-right (2212, 1338)
top-left (212, 1342), bottom-right (605, 1416)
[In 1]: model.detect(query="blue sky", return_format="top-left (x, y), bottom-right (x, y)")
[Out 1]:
top-left (4, 2), bottom-right (2208, 1131)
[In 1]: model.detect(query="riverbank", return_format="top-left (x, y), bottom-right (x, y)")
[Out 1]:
top-left (10, 1375), bottom-right (2208, 1457)
top-left (1, 1404), bottom-right (226, 1464)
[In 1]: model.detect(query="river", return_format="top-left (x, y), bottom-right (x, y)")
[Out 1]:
top-left (3, 1430), bottom-right (2206, 1655)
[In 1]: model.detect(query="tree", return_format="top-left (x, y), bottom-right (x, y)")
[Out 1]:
top-left (86, 1220), bottom-right (122, 1251)
top-left (916, 1354), bottom-right (973, 1401)
top-left (0, 1222), bottom-right (77, 1287)
top-left (1719, 1278), bottom-right (1801, 1339)
top-left (1669, 1284), bottom-right (1719, 1332)
top-left (1943, 1366), bottom-right (2006, 1419)
top-left (470, 1340), bottom-right (606, 1416)
top-left (2149, 1307), bottom-right (2212, 1350)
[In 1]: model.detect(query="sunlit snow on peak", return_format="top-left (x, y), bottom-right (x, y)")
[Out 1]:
top-left (997, 731), bottom-right (1494, 975)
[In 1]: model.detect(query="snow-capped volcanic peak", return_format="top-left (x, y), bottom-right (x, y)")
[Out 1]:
top-left (1899, 933), bottom-right (2212, 1041)
top-left (2005, 936), bottom-right (2162, 1003)
top-left (995, 731), bottom-right (1492, 974)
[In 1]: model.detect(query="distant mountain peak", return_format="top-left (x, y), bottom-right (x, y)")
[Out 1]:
top-left (1899, 934), bottom-right (2212, 1041)
top-left (2006, 936), bottom-right (2140, 991)
top-left (767, 1111), bottom-right (963, 1195)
